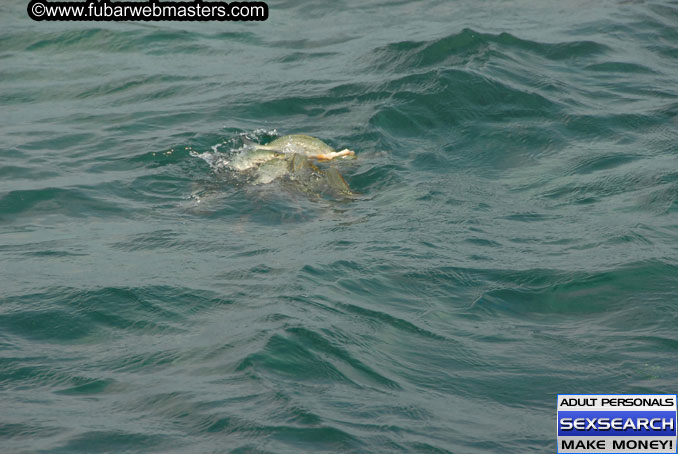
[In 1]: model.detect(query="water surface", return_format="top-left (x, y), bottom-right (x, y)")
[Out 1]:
top-left (1, 0), bottom-right (677, 452)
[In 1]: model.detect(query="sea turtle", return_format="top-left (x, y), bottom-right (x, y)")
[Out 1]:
top-left (230, 135), bottom-right (355, 196)
top-left (230, 134), bottom-right (354, 171)
top-left (256, 134), bottom-right (355, 161)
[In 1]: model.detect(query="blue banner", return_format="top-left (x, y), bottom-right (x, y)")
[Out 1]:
top-left (558, 411), bottom-right (676, 437)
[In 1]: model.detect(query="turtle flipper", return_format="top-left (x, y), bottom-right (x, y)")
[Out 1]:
top-left (325, 167), bottom-right (353, 195)
top-left (242, 137), bottom-right (285, 153)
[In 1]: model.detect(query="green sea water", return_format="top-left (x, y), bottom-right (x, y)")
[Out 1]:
top-left (1, 0), bottom-right (678, 453)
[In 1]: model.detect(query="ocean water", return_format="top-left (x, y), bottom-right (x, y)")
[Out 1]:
top-left (2, 0), bottom-right (678, 452)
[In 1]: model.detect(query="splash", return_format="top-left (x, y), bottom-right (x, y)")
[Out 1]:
top-left (190, 129), bottom-right (280, 174)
